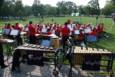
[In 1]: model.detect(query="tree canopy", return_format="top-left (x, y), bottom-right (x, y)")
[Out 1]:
top-left (0, 0), bottom-right (114, 18)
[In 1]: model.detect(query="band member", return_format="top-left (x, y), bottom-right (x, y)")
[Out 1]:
top-left (3, 23), bottom-right (12, 38)
top-left (4, 23), bottom-right (12, 29)
top-left (14, 23), bottom-right (23, 45)
top-left (28, 21), bottom-right (36, 44)
top-left (61, 22), bottom-right (70, 48)
top-left (0, 42), bottom-right (7, 69)
top-left (55, 26), bottom-right (61, 37)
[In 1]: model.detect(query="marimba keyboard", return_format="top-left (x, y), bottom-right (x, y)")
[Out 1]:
top-left (15, 44), bottom-right (55, 53)
top-left (74, 46), bottom-right (112, 54)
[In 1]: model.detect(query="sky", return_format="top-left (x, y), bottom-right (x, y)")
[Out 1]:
top-left (22, 0), bottom-right (107, 8)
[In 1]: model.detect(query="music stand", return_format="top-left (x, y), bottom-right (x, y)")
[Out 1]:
top-left (3, 29), bottom-right (11, 35)
top-left (84, 28), bottom-right (91, 33)
top-left (74, 30), bottom-right (80, 34)
top-left (10, 30), bottom-right (19, 36)
top-left (41, 28), bottom-right (47, 33)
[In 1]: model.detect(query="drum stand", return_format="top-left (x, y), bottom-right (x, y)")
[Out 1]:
top-left (53, 38), bottom-right (74, 77)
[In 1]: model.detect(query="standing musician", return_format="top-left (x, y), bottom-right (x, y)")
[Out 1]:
top-left (0, 40), bottom-right (8, 69)
top-left (28, 21), bottom-right (36, 44)
top-left (61, 22), bottom-right (70, 49)
top-left (13, 23), bottom-right (23, 45)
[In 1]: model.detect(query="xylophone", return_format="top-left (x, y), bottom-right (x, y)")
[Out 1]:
top-left (15, 43), bottom-right (55, 53)
top-left (12, 44), bottom-right (57, 71)
top-left (73, 46), bottom-right (114, 72)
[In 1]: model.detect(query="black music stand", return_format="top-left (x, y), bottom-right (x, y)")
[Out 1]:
top-left (10, 29), bottom-right (20, 46)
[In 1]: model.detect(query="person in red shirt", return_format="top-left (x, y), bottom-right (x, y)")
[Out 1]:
top-left (55, 26), bottom-right (61, 37)
top-left (13, 23), bottom-right (23, 45)
top-left (5, 23), bottom-right (12, 29)
top-left (77, 30), bottom-right (85, 42)
top-left (89, 28), bottom-right (98, 36)
top-left (3, 23), bottom-right (12, 38)
top-left (14, 23), bottom-right (22, 31)
top-left (28, 21), bottom-right (36, 44)
top-left (61, 22), bottom-right (70, 48)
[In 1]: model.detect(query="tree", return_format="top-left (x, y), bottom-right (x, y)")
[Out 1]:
top-left (102, 0), bottom-right (115, 15)
top-left (0, 0), bottom-right (4, 16)
top-left (0, 1), bottom-right (14, 16)
top-left (111, 0), bottom-right (115, 5)
top-left (23, 6), bottom-right (32, 16)
top-left (88, 0), bottom-right (100, 15)
top-left (57, 1), bottom-right (77, 16)
top-left (44, 4), bottom-right (57, 16)
top-left (57, 1), bottom-right (67, 16)
top-left (14, 1), bottom-right (24, 16)
top-left (65, 1), bottom-right (77, 14)
top-left (0, 0), bottom-right (4, 10)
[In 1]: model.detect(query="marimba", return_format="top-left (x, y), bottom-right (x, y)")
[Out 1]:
top-left (73, 46), bottom-right (114, 71)
top-left (15, 43), bottom-right (55, 53)
top-left (11, 44), bottom-right (57, 71)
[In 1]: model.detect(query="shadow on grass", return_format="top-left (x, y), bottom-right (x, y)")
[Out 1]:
top-left (87, 32), bottom-right (115, 50)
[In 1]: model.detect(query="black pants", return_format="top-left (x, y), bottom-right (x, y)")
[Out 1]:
top-left (16, 35), bottom-right (23, 46)
top-left (0, 43), bottom-right (5, 67)
top-left (62, 36), bottom-right (69, 49)
top-left (29, 36), bottom-right (36, 44)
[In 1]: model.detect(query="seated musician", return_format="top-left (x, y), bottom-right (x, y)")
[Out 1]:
top-left (13, 23), bottom-right (23, 45)
top-left (61, 22), bottom-right (70, 49)
top-left (55, 26), bottom-right (61, 37)
top-left (86, 28), bottom-right (98, 42)
top-left (0, 41), bottom-right (8, 69)
top-left (96, 23), bottom-right (104, 38)
top-left (76, 30), bottom-right (85, 42)
top-left (4, 23), bottom-right (12, 30)
top-left (28, 21), bottom-right (36, 44)
top-left (3, 23), bottom-right (12, 38)
top-left (47, 29), bottom-right (52, 35)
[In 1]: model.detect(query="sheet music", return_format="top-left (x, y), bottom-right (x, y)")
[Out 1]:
top-left (74, 30), bottom-right (80, 34)
top-left (84, 28), bottom-right (91, 33)
top-left (10, 30), bottom-right (19, 36)
top-left (3, 29), bottom-right (11, 35)
top-left (41, 28), bottom-right (47, 33)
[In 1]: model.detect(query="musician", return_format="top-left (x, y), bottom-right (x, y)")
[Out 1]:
top-left (14, 23), bottom-right (23, 45)
top-left (4, 23), bottom-right (12, 29)
top-left (61, 22), bottom-right (70, 48)
top-left (28, 21), bottom-right (36, 44)
top-left (55, 26), bottom-right (61, 37)
top-left (0, 42), bottom-right (7, 69)
top-left (3, 23), bottom-right (12, 38)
